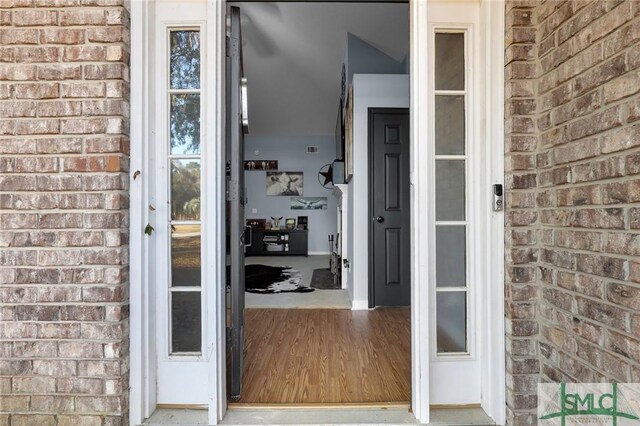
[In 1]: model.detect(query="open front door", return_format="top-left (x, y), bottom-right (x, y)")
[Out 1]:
top-left (227, 5), bottom-right (248, 399)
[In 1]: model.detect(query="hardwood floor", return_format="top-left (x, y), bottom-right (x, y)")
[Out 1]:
top-left (235, 308), bottom-right (411, 404)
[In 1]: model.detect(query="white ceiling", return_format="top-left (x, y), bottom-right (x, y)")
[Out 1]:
top-left (230, 2), bottom-right (409, 137)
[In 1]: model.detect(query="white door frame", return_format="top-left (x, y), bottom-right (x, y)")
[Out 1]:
top-left (129, 1), bottom-right (505, 424)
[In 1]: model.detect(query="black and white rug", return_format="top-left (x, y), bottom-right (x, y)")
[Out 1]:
top-left (244, 264), bottom-right (314, 294)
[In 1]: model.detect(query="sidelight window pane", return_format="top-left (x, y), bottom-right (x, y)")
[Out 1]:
top-left (171, 225), bottom-right (201, 287)
top-left (435, 33), bottom-right (465, 91)
top-left (171, 159), bottom-right (201, 221)
top-left (435, 96), bottom-right (465, 155)
top-left (170, 94), bottom-right (201, 155)
top-left (436, 160), bottom-right (466, 221)
top-left (436, 226), bottom-right (466, 287)
top-left (170, 30), bottom-right (200, 90)
top-left (171, 291), bottom-right (202, 353)
top-left (436, 292), bottom-right (467, 353)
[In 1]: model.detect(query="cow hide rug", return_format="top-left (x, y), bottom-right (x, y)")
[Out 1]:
top-left (244, 264), bottom-right (314, 294)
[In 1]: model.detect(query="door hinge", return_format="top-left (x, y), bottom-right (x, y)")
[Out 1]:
top-left (227, 37), bottom-right (239, 58)
top-left (227, 179), bottom-right (239, 202)
top-left (225, 35), bottom-right (230, 58)
top-left (226, 327), bottom-right (232, 346)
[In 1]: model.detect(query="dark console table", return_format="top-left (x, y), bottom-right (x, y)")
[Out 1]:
top-left (246, 229), bottom-right (308, 257)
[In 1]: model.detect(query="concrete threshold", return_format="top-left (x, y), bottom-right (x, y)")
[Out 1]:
top-left (143, 407), bottom-right (496, 425)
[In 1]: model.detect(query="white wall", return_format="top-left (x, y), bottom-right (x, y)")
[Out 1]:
top-left (347, 74), bottom-right (409, 310)
top-left (244, 135), bottom-right (337, 254)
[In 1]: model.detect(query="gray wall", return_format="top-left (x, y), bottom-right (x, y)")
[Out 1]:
top-left (344, 33), bottom-right (405, 90)
top-left (245, 135), bottom-right (337, 254)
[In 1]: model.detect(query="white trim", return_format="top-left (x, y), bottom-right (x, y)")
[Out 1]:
top-left (130, 0), bottom-right (156, 423)
top-left (480, 0), bottom-right (506, 424)
top-left (351, 300), bottom-right (369, 311)
top-left (206, 1), bottom-right (227, 423)
top-left (410, 0), bottom-right (430, 422)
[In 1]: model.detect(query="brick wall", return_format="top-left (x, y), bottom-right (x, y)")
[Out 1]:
top-left (505, 1), bottom-right (540, 424)
top-left (505, 0), bottom-right (640, 424)
top-left (0, 2), bottom-right (130, 425)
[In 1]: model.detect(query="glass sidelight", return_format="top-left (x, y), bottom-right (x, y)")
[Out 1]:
top-left (434, 31), bottom-right (469, 355)
top-left (167, 29), bottom-right (202, 354)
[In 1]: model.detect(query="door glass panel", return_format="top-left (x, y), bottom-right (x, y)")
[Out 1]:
top-left (171, 225), bottom-right (201, 287)
top-left (171, 159), bottom-right (201, 221)
top-left (435, 33), bottom-right (464, 91)
top-left (170, 94), bottom-right (201, 155)
top-left (436, 160), bottom-right (465, 221)
top-left (171, 292), bottom-right (202, 352)
top-left (436, 226), bottom-right (466, 287)
top-left (170, 30), bottom-right (200, 90)
top-left (436, 291), bottom-right (467, 353)
top-left (435, 95), bottom-right (465, 155)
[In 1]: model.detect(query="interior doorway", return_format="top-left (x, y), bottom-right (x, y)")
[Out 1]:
top-left (225, 1), bottom-right (413, 405)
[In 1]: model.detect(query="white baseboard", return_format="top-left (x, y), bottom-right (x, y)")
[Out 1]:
top-left (308, 251), bottom-right (330, 256)
top-left (351, 300), bottom-right (369, 310)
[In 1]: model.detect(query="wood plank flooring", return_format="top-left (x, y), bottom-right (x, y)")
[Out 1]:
top-left (236, 308), bottom-right (410, 404)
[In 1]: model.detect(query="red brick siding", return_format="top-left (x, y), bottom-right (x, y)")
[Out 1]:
top-left (0, 1), bottom-right (130, 425)
top-left (505, 1), bottom-right (640, 424)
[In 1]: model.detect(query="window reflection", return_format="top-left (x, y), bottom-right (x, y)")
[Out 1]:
top-left (171, 159), bottom-right (201, 221)
top-left (170, 94), bottom-right (201, 155)
top-left (170, 30), bottom-right (200, 90)
top-left (171, 225), bottom-right (201, 287)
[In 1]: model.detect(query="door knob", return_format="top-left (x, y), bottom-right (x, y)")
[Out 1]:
top-left (375, 216), bottom-right (384, 223)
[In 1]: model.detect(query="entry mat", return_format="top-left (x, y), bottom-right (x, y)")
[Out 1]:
top-left (310, 268), bottom-right (340, 290)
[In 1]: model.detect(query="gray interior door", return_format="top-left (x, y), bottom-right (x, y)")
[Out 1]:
top-left (369, 108), bottom-right (410, 307)
top-left (228, 5), bottom-right (248, 399)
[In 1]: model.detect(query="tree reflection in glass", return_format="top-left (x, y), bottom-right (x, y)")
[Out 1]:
top-left (170, 30), bottom-right (200, 90)
top-left (170, 94), bottom-right (200, 155)
top-left (171, 159), bottom-right (201, 221)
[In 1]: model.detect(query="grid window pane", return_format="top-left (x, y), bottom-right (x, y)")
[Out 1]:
top-left (171, 225), bottom-right (201, 287)
top-left (436, 160), bottom-right (466, 221)
top-left (436, 291), bottom-right (467, 353)
top-left (171, 159), bottom-right (201, 221)
top-left (171, 292), bottom-right (202, 352)
top-left (436, 226), bottom-right (466, 288)
top-left (170, 30), bottom-right (200, 90)
top-left (170, 94), bottom-right (201, 155)
top-left (435, 33), bottom-right (465, 91)
top-left (435, 95), bottom-right (465, 155)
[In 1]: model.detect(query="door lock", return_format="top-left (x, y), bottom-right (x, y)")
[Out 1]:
top-left (493, 184), bottom-right (504, 212)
